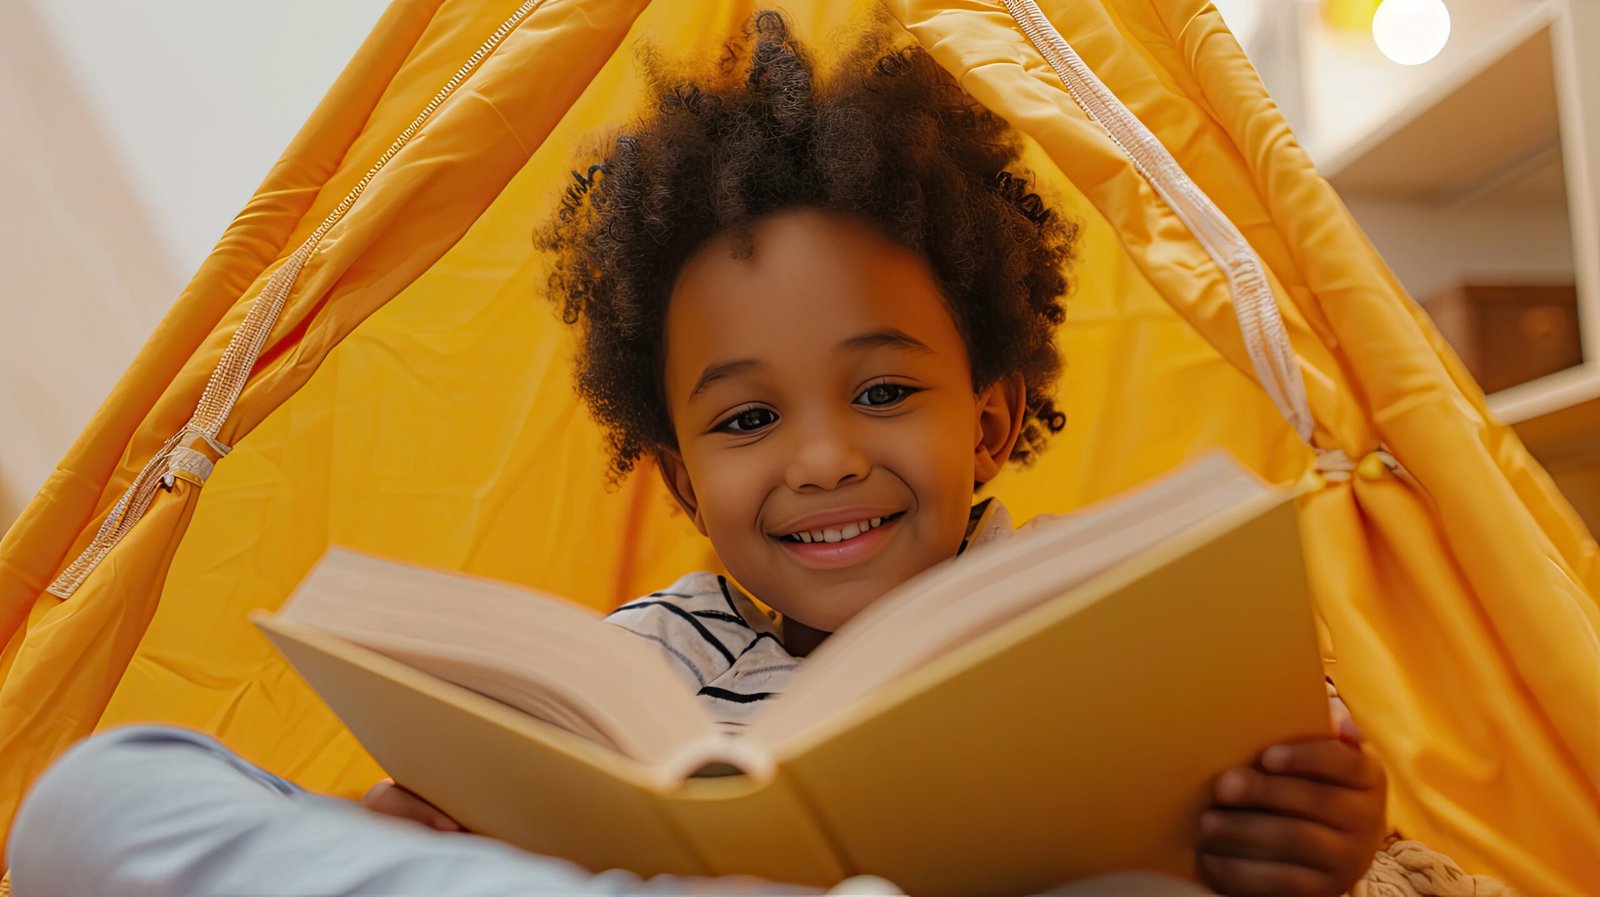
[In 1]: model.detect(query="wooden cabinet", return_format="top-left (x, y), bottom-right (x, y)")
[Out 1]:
top-left (1421, 283), bottom-right (1582, 394)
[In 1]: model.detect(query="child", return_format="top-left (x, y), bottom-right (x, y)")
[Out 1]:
top-left (9, 12), bottom-right (1385, 897)
top-left (374, 11), bottom-right (1387, 895)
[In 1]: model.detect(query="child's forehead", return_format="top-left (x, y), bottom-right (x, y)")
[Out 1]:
top-left (672, 209), bottom-right (946, 329)
top-left (676, 207), bottom-right (930, 296)
top-left (662, 208), bottom-right (970, 391)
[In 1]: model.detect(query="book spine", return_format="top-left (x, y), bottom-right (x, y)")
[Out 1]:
top-left (659, 768), bottom-right (849, 886)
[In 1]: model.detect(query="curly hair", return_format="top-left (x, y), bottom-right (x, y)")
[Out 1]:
top-left (541, 10), bottom-right (1077, 479)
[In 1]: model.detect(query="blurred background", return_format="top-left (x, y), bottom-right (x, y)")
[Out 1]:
top-left (1, 0), bottom-right (1596, 533)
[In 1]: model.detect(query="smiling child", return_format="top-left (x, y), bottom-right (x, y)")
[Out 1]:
top-left (525, 11), bottom-right (1388, 895)
top-left (10, 11), bottom-right (1386, 897)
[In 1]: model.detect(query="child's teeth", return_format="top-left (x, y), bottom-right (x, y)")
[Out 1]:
top-left (789, 517), bottom-right (893, 545)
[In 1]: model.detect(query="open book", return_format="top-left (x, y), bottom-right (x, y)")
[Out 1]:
top-left (253, 452), bottom-right (1328, 896)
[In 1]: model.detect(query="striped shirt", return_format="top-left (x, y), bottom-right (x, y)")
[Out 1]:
top-left (604, 498), bottom-right (1019, 728)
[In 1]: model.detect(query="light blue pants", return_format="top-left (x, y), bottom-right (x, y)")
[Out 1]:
top-left (8, 726), bottom-right (1210, 896)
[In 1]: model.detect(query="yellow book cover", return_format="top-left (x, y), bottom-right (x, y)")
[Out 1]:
top-left (253, 453), bottom-right (1328, 896)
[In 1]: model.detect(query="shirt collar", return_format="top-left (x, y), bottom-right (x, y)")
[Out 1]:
top-left (956, 497), bottom-right (1013, 555)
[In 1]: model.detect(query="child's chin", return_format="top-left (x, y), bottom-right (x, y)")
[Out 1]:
top-left (800, 583), bottom-right (899, 633)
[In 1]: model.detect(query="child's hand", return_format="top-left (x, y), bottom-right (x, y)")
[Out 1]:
top-left (362, 778), bottom-right (465, 832)
top-left (1198, 707), bottom-right (1386, 896)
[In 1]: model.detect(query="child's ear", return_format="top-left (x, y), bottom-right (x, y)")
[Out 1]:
top-left (974, 373), bottom-right (1026, 485)
top-left (655, 449), bottom-right (708, 536)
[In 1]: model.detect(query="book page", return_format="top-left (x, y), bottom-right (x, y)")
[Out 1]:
top-left (274, 549), bottom-right (718, 767)
top-left (748, 453), bottom-right (1271, 747)
top-left (253, 616), bottom-right (717, 871)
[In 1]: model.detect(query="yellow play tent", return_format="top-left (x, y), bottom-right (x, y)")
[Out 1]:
top-left (1, 0), bottom-right (1596, 892)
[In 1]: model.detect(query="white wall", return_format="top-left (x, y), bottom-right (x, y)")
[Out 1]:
top-left (1345, 197), bottom-right (1576, 300)
top-left (0, 0), bottom-right (389, 532)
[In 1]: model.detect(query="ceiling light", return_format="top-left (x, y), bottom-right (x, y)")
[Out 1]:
top-left (1372, 0), bottom-right (1452, 66)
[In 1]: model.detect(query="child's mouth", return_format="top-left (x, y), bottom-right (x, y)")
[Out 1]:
top-left (774, 511), bottom-right (902, 545)
top-left (771, 512), bottom-right (905, 570)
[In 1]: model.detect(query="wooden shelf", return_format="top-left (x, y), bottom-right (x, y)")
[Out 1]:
top-left (1492, 366), bottom-right (1600, 532)
top-left (1472, 149), bottom-right (1567, 207)
top-left (1490, 365), bottom-right (1600, 464)
top-left (1324, 4), bottom-right (1561, 205)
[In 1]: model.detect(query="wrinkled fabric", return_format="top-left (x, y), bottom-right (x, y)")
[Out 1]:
top-left (0, 0), bottom-right (1595, 892)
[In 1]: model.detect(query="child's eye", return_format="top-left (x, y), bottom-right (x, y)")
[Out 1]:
top-left (855, 382), bottom-right (918, 408)
top-left (716, 406), bottom-right (778, 434)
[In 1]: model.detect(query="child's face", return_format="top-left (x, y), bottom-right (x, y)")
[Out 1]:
top-left (658, 207), bottom-right (1023, 637)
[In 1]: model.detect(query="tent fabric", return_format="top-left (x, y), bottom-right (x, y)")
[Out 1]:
top-left (1, 0), bottom-right (1596, 890)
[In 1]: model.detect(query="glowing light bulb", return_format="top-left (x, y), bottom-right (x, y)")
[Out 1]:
top-left (1372, 0), bottom-right (1452, 66)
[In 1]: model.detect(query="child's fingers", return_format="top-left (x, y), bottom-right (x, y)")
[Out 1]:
top-left (1197, 852), bottom-right (1342, 897)
top-left (1260, 740), bottom-right (1384, 789)
top-left (363, 780), bottom-right (464, 832)
top-left (1198, 809), bottom-right (1346, 873)
top-left (361, 777), bottom-right (396, 807)
top-left (1212, 767), bottom-right (1373, 832)
top-left (1328, 695), bottom-right (1362, 744)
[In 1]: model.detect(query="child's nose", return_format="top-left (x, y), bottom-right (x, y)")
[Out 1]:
top-left (784, 425), bottom-right (870, 492)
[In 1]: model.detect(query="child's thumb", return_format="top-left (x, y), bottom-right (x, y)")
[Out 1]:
top-left (1330, 695), bottom-right (1363, 744)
